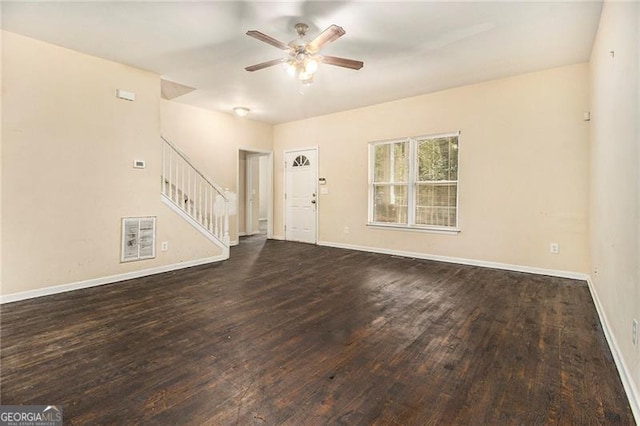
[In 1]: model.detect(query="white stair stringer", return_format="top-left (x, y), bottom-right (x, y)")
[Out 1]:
top-left (160, 194), bottom-right (230, 259)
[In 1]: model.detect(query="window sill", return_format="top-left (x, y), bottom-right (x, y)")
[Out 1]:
top-left (367, 223), bottom-right (460, 235)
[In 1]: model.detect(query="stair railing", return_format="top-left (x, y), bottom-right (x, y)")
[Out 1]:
top-left (161, 136), bottom-right (230, 248)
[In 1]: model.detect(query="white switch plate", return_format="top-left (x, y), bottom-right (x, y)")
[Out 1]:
top-left (161, 241), bottom-right (168, 251)
top-left (550, 243), bottom-right (559, 254)
top-left (320, 187), bottom-right (329, 194)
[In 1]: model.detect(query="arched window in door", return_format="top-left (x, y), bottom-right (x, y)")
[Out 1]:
top-left (293, 155), bottom-right (311, 167)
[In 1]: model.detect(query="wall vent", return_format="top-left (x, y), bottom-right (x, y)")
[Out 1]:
top-left (121, 217), bottom-right (156, 262)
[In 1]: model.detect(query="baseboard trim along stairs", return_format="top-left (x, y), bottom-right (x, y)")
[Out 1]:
top-left (160, 194), bottom-right (230, 257)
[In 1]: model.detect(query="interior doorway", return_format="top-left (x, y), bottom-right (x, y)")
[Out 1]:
top-left (238, 150), bottom-right (273, 241)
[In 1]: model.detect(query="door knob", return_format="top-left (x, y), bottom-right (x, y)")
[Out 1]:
top-left (311, 200), bottom-right (316, 204)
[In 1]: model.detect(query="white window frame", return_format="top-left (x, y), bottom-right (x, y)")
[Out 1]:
top-left (368, 131), bottom-right (460, 235)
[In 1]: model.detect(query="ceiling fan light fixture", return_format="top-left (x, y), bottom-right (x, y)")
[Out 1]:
top-left (304, 58), bottom-right (319, 74)
top-left (245, 22), bottom-right (363, 87)
top-left (299, 69), bottom-right (314, 81)
top-left (233, 106), bottom-right (250, 117)
top-left (284, 60), bottom-right (297, 77)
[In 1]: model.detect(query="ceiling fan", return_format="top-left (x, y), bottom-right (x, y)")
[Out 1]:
top-left (245, 23), bottom-right (364, 85)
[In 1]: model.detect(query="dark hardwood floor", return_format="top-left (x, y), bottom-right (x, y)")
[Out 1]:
top-left (1, 236), bottom-right (634, 425)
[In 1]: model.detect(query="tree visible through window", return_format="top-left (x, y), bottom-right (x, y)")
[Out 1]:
top-left (372, 141), bottom-right (408, 224)
top-left (369, 132), bottom-right (459, 230)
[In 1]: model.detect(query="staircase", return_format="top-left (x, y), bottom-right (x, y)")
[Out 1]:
top-left (161, 136), bottom-right (230, 258)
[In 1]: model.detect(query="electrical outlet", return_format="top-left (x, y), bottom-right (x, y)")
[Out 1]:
top-left (633, 319), bottom-right (638, 347)
top-left (161, 241), bottom-right (168, 251)
top-left (343, 226), bottom-right (350, 234)
top-left (550, 243), bottom-right (559, 254)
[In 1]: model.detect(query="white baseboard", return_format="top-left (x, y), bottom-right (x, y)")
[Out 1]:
top-left (317, 240), bottom-right (588, 280)
top-left (317, 239), bottom-right (637, 421)
top-left (586, 278), bottom-right (640, 423)
top-left (271, 234), bottom-right (285, 241)
top-left (0, 254), bottom-right (227, 304)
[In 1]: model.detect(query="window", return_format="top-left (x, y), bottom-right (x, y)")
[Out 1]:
top-left (293, 155), bottom-right (310, 167)
top-left (369, 132), bottom-right (459, 232)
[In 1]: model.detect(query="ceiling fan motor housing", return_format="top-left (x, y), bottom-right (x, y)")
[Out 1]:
top-left (294, 23), bottom-right (309, 38)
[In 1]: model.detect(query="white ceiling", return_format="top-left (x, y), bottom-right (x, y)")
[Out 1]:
top-left (1, 1), bottom-right (602, 124)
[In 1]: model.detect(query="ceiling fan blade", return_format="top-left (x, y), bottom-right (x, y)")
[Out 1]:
top-left (307, 24), bottom-right (345, 53)
top-left (320, 55), bottom-right (364, 70)
top-left (245, 58), bottom-right (287, 72)
top-left (246, 30), bottom-right (290, 51)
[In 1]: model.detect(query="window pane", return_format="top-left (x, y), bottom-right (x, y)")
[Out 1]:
top-left (373, 184), bottom-right (408, 224)
top-left (373, 141), bottom-right (409, 183)
top-left (415, 183), bottom-right (457, 227)
top-left (417, 136), bottom-right (458, 181)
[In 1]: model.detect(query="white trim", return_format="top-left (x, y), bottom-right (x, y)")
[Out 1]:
top-left (367, 223), bottom-right (461, 235)
top-left (237, 148), bottom-right (274, 240)
top-left (408, 137), bottom-right (417, 226)
top-left (161, 194), bottom-right (228, 253)
top-left (271, 234), bottom-right (285, 241)
top-left (316, 240), bottom-right (588, 280)
top-left (368, 133), bottom-right (460, 230)
top-left (586, 277), bottom-right (640, 423)
top-left (413, 130), bottom-right (460, 141)
top-left (245, 153), bottom-right (254, 235)
top-left (369, 136), bottom-right (411, 146)
top-left (0, 255), bottom-right (227, 304)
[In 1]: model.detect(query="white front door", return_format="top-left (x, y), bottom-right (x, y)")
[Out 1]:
top-left (285, 148), bottom-right (317, 244)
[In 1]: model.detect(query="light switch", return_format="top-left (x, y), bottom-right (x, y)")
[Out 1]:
top-left (320, 187), bottom-right (329, 194)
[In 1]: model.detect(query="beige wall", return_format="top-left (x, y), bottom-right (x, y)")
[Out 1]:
top-left (274, 63), bottom-right (590, 274)
top-left (1, 32), bottom-right (222, 297)
top-left (589, 1), bottom-right (640, 414)
top-left (160, 100), bottom-right (273, 243)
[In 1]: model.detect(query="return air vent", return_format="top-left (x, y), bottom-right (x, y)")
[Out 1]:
top-left (121, 217), bottom-right (155, 262)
